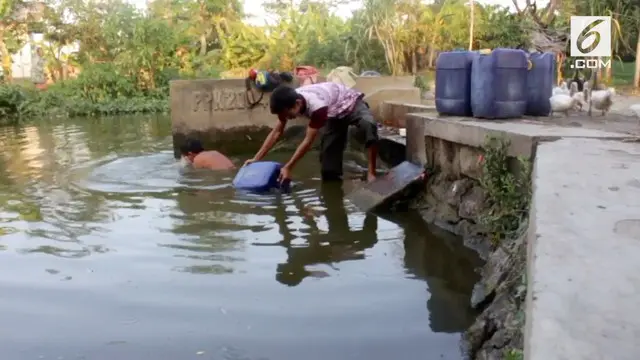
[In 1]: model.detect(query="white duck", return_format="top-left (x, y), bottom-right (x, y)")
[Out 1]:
top-left (572, 91), bottom-right (587, 111)
top-left (591, 88), bottom-right (615, 116)
top-left (552, 82), bottom-right (570, 96)
top-left (569, 81), bottom-right (578, 96)
top-left (567, 82), bottom-right (584, 111)
top-left (549, 94), bottom-right (577, 117)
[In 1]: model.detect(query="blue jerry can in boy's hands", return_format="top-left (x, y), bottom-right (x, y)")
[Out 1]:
top-left (232, 161), bottom-right (283, 192)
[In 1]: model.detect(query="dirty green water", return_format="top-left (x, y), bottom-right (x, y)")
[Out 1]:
top-left (0, 115), bottom-right (482, 360)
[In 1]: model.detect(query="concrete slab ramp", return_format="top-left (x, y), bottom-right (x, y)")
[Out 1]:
top-left (346, 161), bottom-right (425, 213)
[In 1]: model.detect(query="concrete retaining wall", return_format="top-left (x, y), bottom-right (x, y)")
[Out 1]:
top-left (385, 103), bottom-right (640, 359)
top-left (169, 76), bottom-right (420, 158)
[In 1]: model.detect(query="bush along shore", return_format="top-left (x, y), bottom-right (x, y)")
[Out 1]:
top-left (410, 136), bottom-right (532, 360)
top-left (0, 64), bottom-right (176, 123)
top-left (0, 83), bottom-right (170, 121)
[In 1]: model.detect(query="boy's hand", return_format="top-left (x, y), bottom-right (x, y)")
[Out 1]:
top-left (279, 166), bottom-right (292, 184)
top-left (243, 158), bottom-right (257, 167)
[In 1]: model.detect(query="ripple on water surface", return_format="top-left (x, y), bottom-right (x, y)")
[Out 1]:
top-left (0, 119), bottom-right (482, 360)
top-left (71, 151), bottom-right (233, 193)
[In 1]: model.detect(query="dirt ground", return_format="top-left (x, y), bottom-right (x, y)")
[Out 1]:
top-left (521, 94), bottom-right (640, 136)
top-left (421, 93), bottom-right (640, 136)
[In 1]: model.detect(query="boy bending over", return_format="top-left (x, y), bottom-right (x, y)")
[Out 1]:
top-left (245, 82), bottom-right (379, 183)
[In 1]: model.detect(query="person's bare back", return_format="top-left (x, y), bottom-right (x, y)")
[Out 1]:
top-left (180, 139), bottom-right (236, 170)
top-left (192, 150), bottom-right (235, 170)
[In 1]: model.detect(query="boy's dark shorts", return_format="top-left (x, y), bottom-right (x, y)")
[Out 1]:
top-left (319, 98), bottom-right (379, 181)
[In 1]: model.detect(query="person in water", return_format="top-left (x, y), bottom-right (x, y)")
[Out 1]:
top-left (245, 82), bottom-right (379, 183)
top-left (179, 139), bottom-right (235, 170)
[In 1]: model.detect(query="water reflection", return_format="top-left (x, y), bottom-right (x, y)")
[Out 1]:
top-left (0, 116), bottom-right (481, 360)
top-left (394, 212), bottom-right (483, 333)
top-left (275, 182), bottom-right (378, 286)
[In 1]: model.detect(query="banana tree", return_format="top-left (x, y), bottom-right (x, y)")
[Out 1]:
top-left (359, 0), bottom-right (405, 75)
top-left (395, 0), bottom-right (430, 73)
top-left (343, 10), bottom-right (387, 72)
top-left (599, 1), bottom-right (632, 83)
top-left (424, 0), bottom-right (455, 68)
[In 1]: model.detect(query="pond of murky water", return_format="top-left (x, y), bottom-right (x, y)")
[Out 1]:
top-left (0, 115), bottom-right (481, 360)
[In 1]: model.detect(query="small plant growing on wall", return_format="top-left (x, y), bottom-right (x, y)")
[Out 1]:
top-left (505, 348), bottom-right (524, 360)
top-left (479, 136), bottom-right (532, 244)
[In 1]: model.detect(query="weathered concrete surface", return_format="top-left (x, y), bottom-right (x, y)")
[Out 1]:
top-left (405, 118), bottom-right (426, 166)
top-left (352, 75), bottom-right (416, 92)
top-left (401, 114), bottom-right (632, 182)
top-left (405, 113), bottom-right (631, 158)
top-left (417, 94), bottom-right (640, 136)
top-left (170, 77), bottom-right (419, 157)
top-left (380, 101), bottom-right (435, 128)
top-left (170, 79), bottom-right (278, 156)
top-left (365, 89), bottom-right (421, 124)
top-left (510, 113), bottom-right (640, 137)
top-left (347, 161), bottom-right (425, 213)
top-left (526, 138), bottom-right (640, 360)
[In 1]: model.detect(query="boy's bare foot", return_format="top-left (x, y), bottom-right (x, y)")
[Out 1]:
top-left (367, 173), bottom-right (377, 182)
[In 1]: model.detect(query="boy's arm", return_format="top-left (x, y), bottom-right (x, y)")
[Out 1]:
top-left (252, 116), bottom-right (287, 161)
top-left (283, 107), bottom-right (327, 170)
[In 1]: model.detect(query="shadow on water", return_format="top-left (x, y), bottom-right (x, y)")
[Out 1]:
top-left (0, 115), bottom-right (482, 360)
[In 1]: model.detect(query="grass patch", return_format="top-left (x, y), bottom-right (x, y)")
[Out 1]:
top-left (611, 60), bottom-right (636, 86)
top-left (563, 60), bottom-right (636, 89)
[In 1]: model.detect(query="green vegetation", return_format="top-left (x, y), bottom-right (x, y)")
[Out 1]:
top-left (0, 0), bottom-right (638, 121)
top-left (505, 348), bottom-right (524, 360)
top-left (479, 136), bottom-right (532, 244)
top-left (563, 60), bottom-right (637, 88)
top-left (478, 136), bottom-right (532, 358)
top-left (610, 60), bottom-right (637, 86)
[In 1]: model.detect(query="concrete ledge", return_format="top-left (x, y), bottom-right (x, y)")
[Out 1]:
top-left (526, 138), bottom-right (640, 360)
top-left (380, 102), bottom-right (436, 128)
top-left (365, 89), bottom-right (421, 123)
top-left (406, 113), bottom-right (632, 158)
top-left (352, 76), bottom-right (416, 92)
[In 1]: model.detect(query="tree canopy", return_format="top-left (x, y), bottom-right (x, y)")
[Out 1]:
top-left (0, 0), bottom-right (632, 79)
top-left (0, 0), bottom-right (638, 119)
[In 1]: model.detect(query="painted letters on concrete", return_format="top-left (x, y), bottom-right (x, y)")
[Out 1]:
top-left (191, 88), bottom-right (270, 112)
